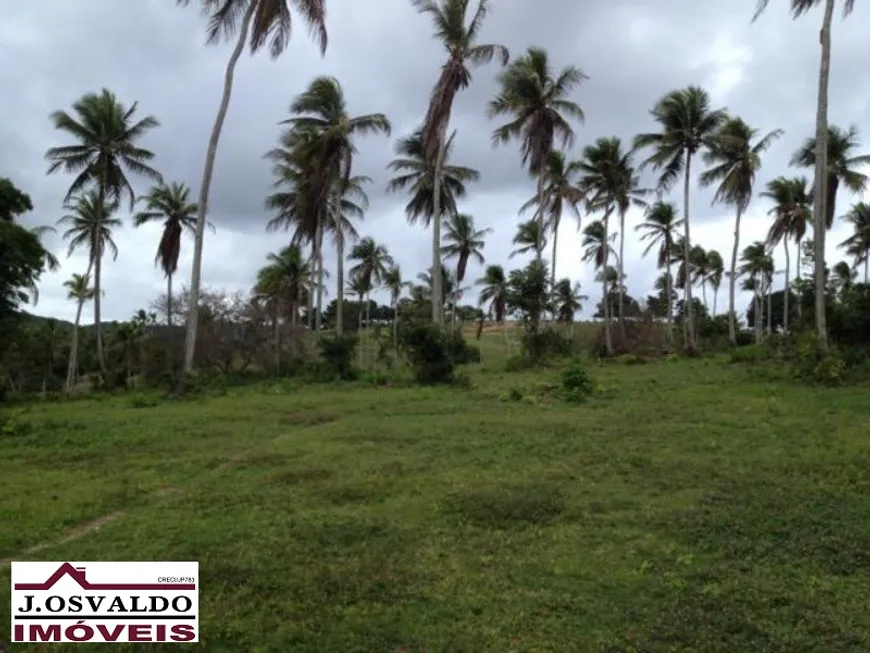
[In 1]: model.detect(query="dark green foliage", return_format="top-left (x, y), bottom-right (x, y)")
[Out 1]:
top-left (445, 328), bottom-right (481, 364)
top-left (316, 334), bottom-right (358, 381)
top-left (560, 362), bottom-right (594, 403)
top-left (790, 332), bottom-right (846, 387)
top-left (522, 327), bottom-right (572, 361)
top-left (400, 324), bottom-right (454, 385)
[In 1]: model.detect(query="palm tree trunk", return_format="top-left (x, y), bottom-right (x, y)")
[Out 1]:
top-left (767, 286), bottom-right (772, 335)
top-left (273, 304), bottom-right (281, 374)
top-left (665, 255), bottom-right (674, 342)
top-left (864, 255), bottom-right (868, 284)
top-left (66, 304), bottom-right (84, 395)
top-left (602, 207), bottom-right (613, 356)
top-left (755, 293), bottom-right (763, 344)
top-left (783, 241), bottom-right (790, 334)
top-left (617, 209), bottom-right (626, 327)
top-left (796, 236), bottom-right (803, 321)
top-left (393, 299), bottom-right (399, 350)
top-left (307, 247), bottom-right (315, 330)
top-left (812, 0), bottom-right (835, 351)
top-left (701, 281), bottom-right (708, 309)
top-left (535, 160), bottom-right (546, 264)
top-left (182, 1), bottom-right (255, 375)
top-left (430, 122), bottom-right (449, 326)
top-left (682, 155), bottom-right (696, 353)
top-left (728, 207), bottom-right (741, 348)
top-left (166, 274), bottom-right (173, 328)
top-left (336, 221), bottom-right (345, 336)
top-left (713, 288), bottom-right (718, 316)
top-left (549, 216), bottom-right (560, 322)
top-left (315, 224), bottom-right (324, 334)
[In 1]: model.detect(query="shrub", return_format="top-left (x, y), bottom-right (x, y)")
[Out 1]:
top-left (317, 334), bottom-right (358, 381)
top-left (400, 324), bottom-right (454, 385)
top-left (523, 328), bottom-right (573, 361)
top-left (791, 333), bottom-right (846, 387)
top-left (560, 362), bottom-right (594, 403)
top-left (728, 344), bottom-right (768, 364)
top-left (445, 329), bottom-right (481, 365)
top-left (504, 354), bottom-right (538, 372)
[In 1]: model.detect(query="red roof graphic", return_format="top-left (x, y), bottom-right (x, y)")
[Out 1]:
top-left (14, 563), bottom-right (196, 591)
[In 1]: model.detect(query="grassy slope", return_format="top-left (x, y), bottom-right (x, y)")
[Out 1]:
top-left (2, 353), bottom-right (870, 651)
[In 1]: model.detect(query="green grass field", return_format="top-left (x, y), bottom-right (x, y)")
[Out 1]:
top-left (2, 346), bottom-right (870, 651)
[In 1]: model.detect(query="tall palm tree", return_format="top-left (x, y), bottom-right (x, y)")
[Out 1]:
top-left (754, 0), bottom-right (859, 349)
top-left (488, 46), bottom-right (586, 265)
top-left (177, 0), bottom-right (327, 373)
top-left (634, 86), bottom-right (728, 353)
top-left (738, 241), bottom-right (774, 343)
top-left (477, 264), bottom-right (509, 345)
top-left (577, 138), bottom-right (631, 352)
top-left (763, 177), bottom-right (810, 332)
top-left (700, 116), bottom-right (782, 344)
top-left (441, 213), bottom-right (490, 285)
top-left (383, 266), bottom-right (409, 349)
top-left (706, 250), bottom-right (725, 316)
top-left (510, 220), bottom-right (545, 259)
top-left (278, 77), bottom-right (390, 335)
top-left (830, 260), bottom-right (856, 294)
top-left (553, 278), bottom-right (588, 337)
top-left (346, 273), bottom-right (369, 333)
top-left (413, 0), bottom-right (508, 325)
top-left (441, 212), bottom-right (490, 323)
top-left (838, 202), bottom-right (870, 282)
top-left (133, 182), bottom-right (210, 327)
top-left (387, 130), bottom-right (479, 223)
top-left (519, 150), bottom-right (584, 312)
top-left (581, 219), bottom-right (617, 353)
top-left (57, 191), bottom-right (121, 381)
top-left (254, 243), bottom-right (310, 369)
top-left (348, 237), bottom-right (393, 329)
top-left (636, 201), bottom-right (683, 332)
top-left (46, 88), bottom-right (161, 380)
top-left (62, 271), bottom-right (95, 394)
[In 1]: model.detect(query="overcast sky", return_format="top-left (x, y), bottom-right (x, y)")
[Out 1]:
top-left (3, 0), bottom-right (868, 324)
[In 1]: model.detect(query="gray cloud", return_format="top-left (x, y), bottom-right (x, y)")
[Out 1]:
top-left (2, 0), bottom-right (868, 323)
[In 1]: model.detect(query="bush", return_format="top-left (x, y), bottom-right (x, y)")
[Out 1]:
top-left (400, 324), bottom-right (454, 385)
top-left (728, 344), bottom-right (769, 364)
top-left (523, 328), bottom-right (573, 361)
top-left (791, 333), bottom-right (846, 387)
top-left (560, 362), bottom-right (594, 403)
top-left (445, 329), bottom-right (481, 365)
top-left (504, 354), bottom-right (539, 372)
top-left (317, 334), bottom-right (358, 381)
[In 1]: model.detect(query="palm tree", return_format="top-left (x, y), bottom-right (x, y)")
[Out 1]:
top-left (413, 0), bottom-right (508, 325)
top-left (488, 47), bottom-right (586, 266)
top-left (346, 273), bottom-right (369, 333)
top-left (23, 225), bottom-right (61, 306)
top-left (839, 202), bottom-right (870, 282)
top-left (763, 177), bottom-right (811, 332)
top-left (57, 191), bottom-right (121, 381)
top-left (510, 220), bottom-right (545, 259)
top-left (519, 151), bottom-right (584, 313)
top-left (349, 237), bottom-right (393, 329)
top-left (636, 201), bottom-right (683, 332)
top-left (577, 138), bottom-right (632, 353)
top-left (62, 272), bottom-right (95, 394)
top-left (581, 219), bottom-right (617, 353)
top-left (830, 260), bottom-right (856, 294)
top-left (382, 266), bottom-right (409, 349)
top-left (387, 130), bottom-right (479, 223)
top-left (634, 86), bottom-right (728, 353)
top-left (700, 116), bottom-right (782, 345)
top-left (553, 278), bottom-right (588, 337)
top-left (706, 250), bottom-right (725, 315)
top-left (440, 213), bottom-right (491, 323)
top-left (46, 88), bottom-right (161, 380)
top-left (279, 77), bottom-right (390, 335)
top-left (477, 264), bottom-right (509, 345)
top-left (255, 243), bottom-right (310, 370)
top-left (738, 241), bottom-right (774, 343)
top-left (133, 182), bottom-right (210, 327)
top-left (754, 0), bottom-right (859, 348)
top-left (177, 0), bottom-right (327, 373)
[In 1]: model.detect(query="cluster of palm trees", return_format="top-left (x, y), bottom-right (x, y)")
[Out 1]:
top-left (36, 0), bottom-right (870, 384)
